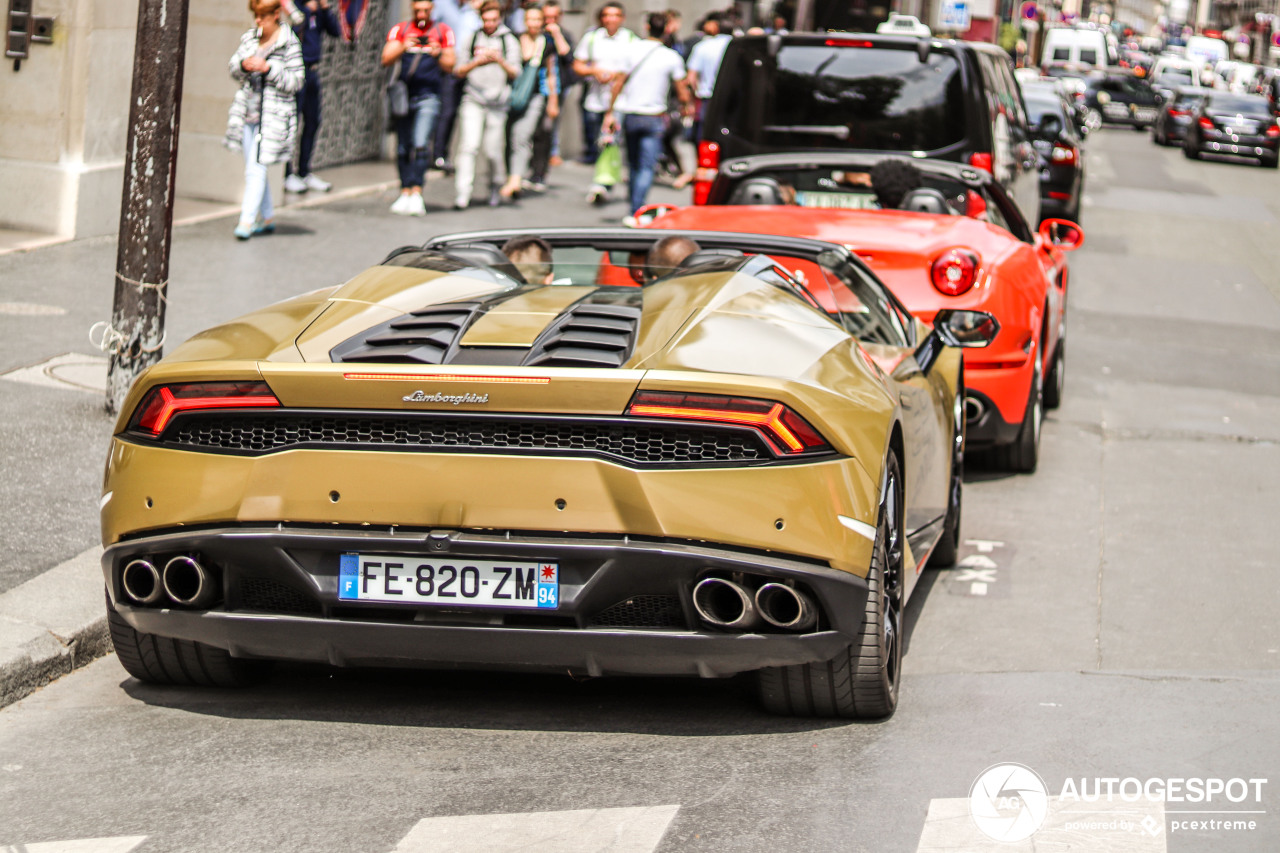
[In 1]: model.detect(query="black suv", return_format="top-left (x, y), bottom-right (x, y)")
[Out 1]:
top-left (695, 33), bottom-right (1041, 223)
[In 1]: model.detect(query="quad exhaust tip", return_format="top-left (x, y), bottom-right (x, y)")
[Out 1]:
top-left (691, 577), bottom-right (763, 631)
top-left (122, 559), bottom-right (164, 606)
top-left (162, 556), bottom-right (218, 608)
top-left (754, 583), bottom-right (818, 631)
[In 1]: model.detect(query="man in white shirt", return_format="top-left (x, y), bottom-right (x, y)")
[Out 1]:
top-left (572, 1), bottom-right (637, 174)
top-left (684, 13), bottom-right (730, 143)
top-left (604, 11), bottom-right (692, 222)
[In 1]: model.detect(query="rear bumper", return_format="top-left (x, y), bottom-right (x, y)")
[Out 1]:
top-left (103, 525), bottom-right (870, 678)
top-left (962, 387), bottom-right (1021, 448)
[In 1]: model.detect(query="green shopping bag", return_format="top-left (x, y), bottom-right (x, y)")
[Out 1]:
top-left (593, 142), bottom-right (622, 187)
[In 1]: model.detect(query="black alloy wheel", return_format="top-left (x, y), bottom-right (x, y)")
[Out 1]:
top-left (756, 453), bottom-right (905, 719)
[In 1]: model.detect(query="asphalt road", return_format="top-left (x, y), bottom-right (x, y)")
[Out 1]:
top-left (2, 130), bottom-right (1279, 852)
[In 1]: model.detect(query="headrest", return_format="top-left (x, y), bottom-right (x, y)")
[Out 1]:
top-left (899, 187), bottom-right (952, 215)
top-left (438, 243), bottom-right (528, 282)
top-left (676, 249), bottom-right (746, 269)
top-left (727, 177), bottom-right (784, 206)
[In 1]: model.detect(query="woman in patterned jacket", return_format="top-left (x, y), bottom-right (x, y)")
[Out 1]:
top-left (225, 0), bottom-right (305, 240)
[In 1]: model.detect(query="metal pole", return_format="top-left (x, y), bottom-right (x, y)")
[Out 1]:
top-left (105, 0), bottom-right (190, 414)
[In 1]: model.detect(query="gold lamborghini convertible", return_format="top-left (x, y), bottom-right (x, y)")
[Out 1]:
top-left (101, 228), bottom-right (997, 718)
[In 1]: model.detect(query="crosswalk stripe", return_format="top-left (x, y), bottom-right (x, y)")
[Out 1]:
top-left (1, 837), bottom-right (148, 853)
top-left (917, 797), bottom-right (1167, 852)
top-left (391, 805), bottom-right (680, 853)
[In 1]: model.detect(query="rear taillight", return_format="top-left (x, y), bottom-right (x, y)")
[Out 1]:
top-left (127, 381), bottom-right (280, 436)
top-left (1267, 124), bottom-right (1280, 138)
top-left (1169, 108), bottom-right (1188, 117)
top-left (693, 141), bottom-right (720, 205)
top-left (1051, 144), bottom-right (1078, 166)
top-left (627, 391), bottom-right (831, 456)
top-left (1199, 116), bottom-right (1215, 130)
top-left (930, 249), bottom-right (980, 297)
top-left (824, 38), bottom-right (874, 47)
top-left (968, 152), bottom-right (993, 173)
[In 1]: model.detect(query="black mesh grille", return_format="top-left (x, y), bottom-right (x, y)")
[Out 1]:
top-left (589, 596), bottom-right (687, 628)
top-left (160, 412), bottom-right (774, 466)
top-left (239, 577), bottom-right (322, 615)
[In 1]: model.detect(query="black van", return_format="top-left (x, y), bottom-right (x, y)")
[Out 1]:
top-left (694, 33), bottom-right (1041, 223)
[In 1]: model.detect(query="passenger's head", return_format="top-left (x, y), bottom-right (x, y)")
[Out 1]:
top-left (645, 236), bottom-right (701, 282)
top-left (870, 158), bottom-right (924, 210)
top-left (501, 236), bottom-right (555, 284)
top-left (646, 11), bottom-right (667, 38)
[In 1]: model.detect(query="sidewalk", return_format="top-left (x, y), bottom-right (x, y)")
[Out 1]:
top-left (0, 155), bottom-right (689, 706)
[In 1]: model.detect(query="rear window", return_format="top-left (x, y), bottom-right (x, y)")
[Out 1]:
top-left (1024, 96), bottom-right (1064, 125)
top-left (719, 44), bottom-right (967, 153)
top-left (1079, 48), bottom-right (1098, 64)
top-left (1207, 94), bottom-right (1271, 116)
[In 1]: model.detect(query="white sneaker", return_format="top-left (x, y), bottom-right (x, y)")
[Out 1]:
top-left (621, 215), bottom-right (639, 228)
top-left (304, 173), bottom-right (332, 192)
top-left (408, 194), bottom-right (427, 216)
top-left (454, 195), bottom-right (469, 210)
top-left (283, 174), bottom-right (308, 194)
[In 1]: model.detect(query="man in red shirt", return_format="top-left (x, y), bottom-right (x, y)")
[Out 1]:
top-left (382, 0), bottom-right (456, 215)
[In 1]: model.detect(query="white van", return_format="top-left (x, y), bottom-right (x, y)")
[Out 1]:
top-left (1041, 27), bottom-right (1117, 68)
top-left (1185, 35), bottom-right (1228, 69)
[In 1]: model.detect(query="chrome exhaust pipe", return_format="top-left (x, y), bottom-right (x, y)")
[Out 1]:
top-left (162, 556), bottom-right (218, 608)
top-left (755, 583), bottom-right (818, 631)
top-left (963, 395), bottom-right (986, 424)
top-left (122, 559), bottom-right (164, 605)
top-left (692, 577), bottom-right (763, 631)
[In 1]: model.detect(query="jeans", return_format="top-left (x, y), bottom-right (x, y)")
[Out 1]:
top-left (508, 93), bottom-right (544, 181)
top-left (395, 92), bottom-right (442, 189)
top-left (623, 113), bottom-right (665, 214)
top-left (239, 124), bottom-right (272, 227)
top-left (581, 108), bottom-right (605, 163)
top-left (432, 73), bottom-right (462, 165)
top-left (454, 97), bottom-right (508, 201)
top-left (289, 65), bottom-right (322, 178)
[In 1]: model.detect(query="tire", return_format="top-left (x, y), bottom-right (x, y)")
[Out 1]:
top-left (1264, 156), bottom-right (1279, 169)
top-left (1044, 338), bottom-right (1066, 410)
top-left (1133, 122), bottom-right (1148, 132)
top-left (930, 370), bottom-right (964, 568)
top-left (1084, 108), bottom-right (1102, 133)
top-left (757, 454), bottom-right (904, 719)
top-left (106, 591), bottom-right (270, 687)
top-left (1153, 128), bottom-right (1167, 146)
top-left (992, 349), bottom-right (1043, 473)
top-left (1184, 143), bottom-right (1201, 160)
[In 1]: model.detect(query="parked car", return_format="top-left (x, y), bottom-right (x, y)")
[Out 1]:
top-left (1022, 77), bottom-right (1090, 138)
top-left (1040, 25), bottom-right (1118, 69)
top-left (694, 33), bottom-right (1042, 223)
top-left (1152, 87), bottom-right (1207, 145)
top-left (1023, 90), bottom-right (1086, 222)
top-left (101, 227), bottom-right (999, 719)
top-left (1082, 70), bottom-right (1161, 131)
top-left (1149, 56), bottom-right (1206, 102)
top-left (651, 153), bottom-right (1084, 472)
top-left (1183, 92), bottom-right (1280, 167)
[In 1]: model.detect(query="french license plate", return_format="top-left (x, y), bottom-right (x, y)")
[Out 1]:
top-left (338, 554), bottom-right (559, 609)
top-left (797, 191), bottom-right (875, 209)
top-left (1134, 109), bottom-right (1157, 121)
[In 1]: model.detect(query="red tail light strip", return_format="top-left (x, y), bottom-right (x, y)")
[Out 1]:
top-left (627, 391), bottom-right (830, 456)
top-left (129, 382), bottom-right (280, 436)
top-left (343, 373), bottom-right (550, 384)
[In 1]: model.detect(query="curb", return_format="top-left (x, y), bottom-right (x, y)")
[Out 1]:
top-left (0, 546), bottom-right (109, 708)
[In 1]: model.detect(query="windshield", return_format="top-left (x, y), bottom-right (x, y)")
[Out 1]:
top-left (728, 44), bottom-right (967, 153)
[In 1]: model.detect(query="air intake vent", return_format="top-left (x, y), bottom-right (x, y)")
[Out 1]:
top-left (238, 577), bottom-right (322, 615)
top-left (524, 293), bottom-right (643, 368)
top-left (331, 302), bottom-right (481, 365)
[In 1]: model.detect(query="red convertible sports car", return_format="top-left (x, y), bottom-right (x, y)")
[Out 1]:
top-left (651, 154), bottom-right (1084, 472)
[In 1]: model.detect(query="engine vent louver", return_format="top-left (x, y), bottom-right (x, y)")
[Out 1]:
top-left (523, 293), bottom-right (643, 368)
top-left (330, 302), bottom-right (482, 365)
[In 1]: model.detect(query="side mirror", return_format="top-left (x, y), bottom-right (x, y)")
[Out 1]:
top-left (631, 203), bottom-right (680, 227)
top-left (1039, 218), bottom-right (1085, 249)
top-left (914, 309), bottom-right (1000, 374)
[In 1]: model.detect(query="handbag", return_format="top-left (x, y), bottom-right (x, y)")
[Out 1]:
top-left (509, 35), bottom-right (546, 116)
top-left (593, 139), bottom-right (622, 186)
top-left (386, 53), bottom-right (424, 119)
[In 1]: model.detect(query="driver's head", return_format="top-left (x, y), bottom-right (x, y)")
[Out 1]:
top-left (501, 236), bottom-right (554, 284)
top-left (869, 158), bottom-right (924, 210)
top-left (645, 236), bottom-right (701, 282)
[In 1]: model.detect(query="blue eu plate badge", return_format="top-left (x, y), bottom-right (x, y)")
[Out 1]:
top-left (535, 562), bottom-right (558, 609)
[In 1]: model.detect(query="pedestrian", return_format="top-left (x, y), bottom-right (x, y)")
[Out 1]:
top-left (685, 12), bottom-right (729, 140)
top-left (382, 0), bottom-right (456, 216)
top-left (453, 0), bottom-right (520, 209)
top-left (572, 1), bottom-right (638, 176)
top-left (430, 0), bottom-right (483, 175)
top-left (225, 0), bottom-right (305, 240)
top-left (501, 4), bottom-right (559, 199)
top-left (282, 0), bottom-right (341, 195)
top-left (540, 0), bottom-right (575, 170)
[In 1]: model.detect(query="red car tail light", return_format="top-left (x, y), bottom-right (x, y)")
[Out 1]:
top-left (127, 381), bottom-right (280, 436)
top-left (968, 152), bottom-right (993, 174)
top-left (1051, 144), bottom-right (1078, 165)
top-left (1168, 108), bottom-right (1188, 117)
top-left (693, 141), bottom-right (720, 205)
top-left (930, 249), bottom-right (980, 296)
top-left (824, 38), bottom-right (874, 47)
top-left (1267, 124), bottom-right (1280, 138)
top-left (1198, 116), bottom-right (1214, 130)
top-left (627, 391), bottom-right (831, 456)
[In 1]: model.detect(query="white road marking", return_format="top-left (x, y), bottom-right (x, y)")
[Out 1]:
top-left (0, 302), bottom-right (67, 316)
top-left (970, 582), bottom-right (988, 596)
top-left (391, 805), bottom-right (680, 853)
top-left (1, 837), bottom-right (148, 853)
top-left (954, 568), bottom-right (997, 583)
top-left (964, 539), bottom-right (1004, 553)
top-left (0, 352), bottom-right (107, 394)
top-left (918, 797), bottom-right (1167, 852)
top-left (956, 555), bottom-right (998, 570)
